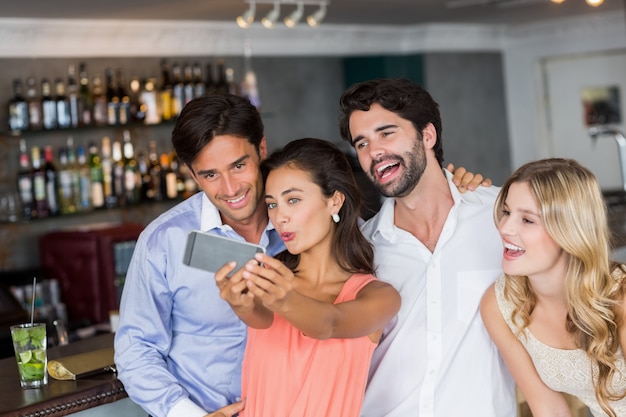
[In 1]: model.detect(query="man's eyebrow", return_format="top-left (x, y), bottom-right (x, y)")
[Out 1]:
top-left (196, 155), bottom-right (250, 176)
top-left (351, 124), bottom-right (398, 146)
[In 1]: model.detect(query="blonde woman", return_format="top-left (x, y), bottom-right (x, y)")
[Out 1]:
top-left (480, 158), bottom-right (626, 417)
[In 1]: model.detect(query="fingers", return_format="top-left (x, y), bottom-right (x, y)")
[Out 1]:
top-left (242, 254), bottom-right (294, 309)
top-left (215, 263), bottom-right (253, 307)
top-left (450, 165), bottom-right (467, 187)
top-left (208, 400), bottom-right (245, 417)
top-left (214, 262), bottom-right (237, 287)
top-left (449, 164), bottom-right (492, 193)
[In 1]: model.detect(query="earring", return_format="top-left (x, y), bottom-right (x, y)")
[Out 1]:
top-left (332, 213), bottom-right (340, 223)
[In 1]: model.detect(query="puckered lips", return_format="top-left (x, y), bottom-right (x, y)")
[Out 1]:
top-left (503, 240), bottom-right (525, 261)
top-left (373, 159), bottom-right (401, 184)
top-left (280, 231), bottom-right (295, 242)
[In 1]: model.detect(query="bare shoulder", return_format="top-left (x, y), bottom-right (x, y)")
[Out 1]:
top-left (480, 282), bottom-right (497, 312)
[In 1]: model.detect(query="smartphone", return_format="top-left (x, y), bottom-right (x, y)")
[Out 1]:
top-left (182, 230), bottom-right (265, 275)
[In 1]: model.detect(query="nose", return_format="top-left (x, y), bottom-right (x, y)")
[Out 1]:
top-left (369, 140), bottom-right (385, 160)
top-left (498, 215), bottom-right (515, 237)
top-left (221, 173), bottom-right (239, 196)
top-left (273, 205), bottom-right (289, 225)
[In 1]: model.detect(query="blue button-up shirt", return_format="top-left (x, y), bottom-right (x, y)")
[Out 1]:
top-left (114, 192), bottom-right (284, 417)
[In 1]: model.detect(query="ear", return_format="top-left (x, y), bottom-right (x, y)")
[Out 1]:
top-left (259, 136), bottom-right (268, 160)
top-left (327, 190), bottom-right (346, 215)
top-left (421, 123), bottom-right (437, 151)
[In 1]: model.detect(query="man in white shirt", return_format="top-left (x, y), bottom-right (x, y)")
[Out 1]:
top-left (338, 78), bottom-right (516, 417)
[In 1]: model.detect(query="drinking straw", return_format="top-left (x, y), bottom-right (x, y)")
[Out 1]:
top-left (30, 277), bottom-right (36, 325)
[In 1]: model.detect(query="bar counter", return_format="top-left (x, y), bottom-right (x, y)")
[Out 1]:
top-left (0, 333), bottom-right (131, 417)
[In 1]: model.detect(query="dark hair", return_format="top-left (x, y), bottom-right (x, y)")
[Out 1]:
top-left (262, 138), bottom-right (375, 274)
top-left (171, 94), bottom-right (265, 168)
top-left (338, 78), bottom-right (444, 166)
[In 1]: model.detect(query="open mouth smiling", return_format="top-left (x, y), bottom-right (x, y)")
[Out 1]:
top-left (374, 161), bottom-right (400, 180)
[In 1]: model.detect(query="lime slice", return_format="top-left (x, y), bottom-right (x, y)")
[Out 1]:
top-left (18, 350), bottom-right (32, 364)
top-left (34, 349), bottom-right (46, 362)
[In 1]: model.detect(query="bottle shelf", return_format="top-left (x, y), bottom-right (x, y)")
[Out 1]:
top-left (0, 197), bottom-right (183, 226)
top-left (4, 119), bottom-right (176, 139)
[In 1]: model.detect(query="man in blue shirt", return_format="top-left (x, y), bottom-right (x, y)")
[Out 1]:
top-left (114, 95), bottom-right (284, 417)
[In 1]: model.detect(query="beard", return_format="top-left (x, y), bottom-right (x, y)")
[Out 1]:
top-left (368, 138), bottom-right (427, 198)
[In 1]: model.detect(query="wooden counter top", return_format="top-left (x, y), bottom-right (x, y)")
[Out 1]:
top-left (0, 333), bottom-right (127, 417)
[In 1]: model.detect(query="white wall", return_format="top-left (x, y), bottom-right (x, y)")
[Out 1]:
top-left (502, 12), bottom-right (626, 180)
top-left (543, 50), bottom-right (626, 190)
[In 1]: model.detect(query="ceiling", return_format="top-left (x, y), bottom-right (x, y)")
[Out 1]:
top-left (0, 0), bottom-right (623, 27)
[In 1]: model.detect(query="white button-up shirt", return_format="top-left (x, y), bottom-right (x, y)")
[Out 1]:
top-left (360, 172), bottom-right (515, 417)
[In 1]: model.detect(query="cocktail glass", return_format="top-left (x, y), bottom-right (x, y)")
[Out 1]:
top-left (10, 323), bottom-right (48, 388)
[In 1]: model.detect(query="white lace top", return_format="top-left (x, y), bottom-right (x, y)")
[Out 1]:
top-left (495, 276), bottom-right (626, 417)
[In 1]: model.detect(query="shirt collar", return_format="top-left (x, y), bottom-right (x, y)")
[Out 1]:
top-left (371, 168), bottom-right (484, 242)
top-left (200, 193), bottom-right (225, 232)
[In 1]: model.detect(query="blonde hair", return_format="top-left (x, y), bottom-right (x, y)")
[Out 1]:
top-left (494, 158), bottom-right (626, 416)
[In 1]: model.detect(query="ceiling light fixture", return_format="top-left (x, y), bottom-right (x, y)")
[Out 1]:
top-left (237, 1), bottom-right (329, 29)
top-left (262, 1), bottom-right (281, 28)
top-left (284, 2), bottom-right (304, 28)
top-left (236, 1), bottom-right (256, 28)
top-left (306, 3), bottom-right (326, 27)
top-left (585, 0), bottom-right (604, 6)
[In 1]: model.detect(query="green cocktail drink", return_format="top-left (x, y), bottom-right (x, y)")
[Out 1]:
top-left (10, 323), bottom-right (48, 388)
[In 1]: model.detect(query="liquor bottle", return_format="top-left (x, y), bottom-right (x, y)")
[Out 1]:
top-left (147, 141), bottom-right (162, 201)
top-left (101, 136), bottom-right (116, 208)
top-left (179, 162), bottom-right (198, 199)
top-left (225, 68), bottom-right (240, 96)
top-left (41, 78), bottom-right (57, 130)
top-left (105, 68), bottom-right (119, 126)
top-left (183, 62), bottom-right (194, 106)
top-left (89, 142), bottom-right (105, 209)
top-left (43, 145), bottom-right (60, 216)
top-left (57, 147), bottom-right (76, 215)
top-left (159, 59), bottom-right (173, 122)
top-left (193, 62), bottom-right (206, 98)
top-left (25, 77), bottom-right (43, 131)
top-left (137, 150), bottom-right (150, 202)
top-left (122, 130), bottom-right (140, 205)
top-left (170, 153), bottom-right (186, 197)
top-left (214, 61), bottom-right (229, 95)
top-left (128, 75), bottom-right (144, 123)
top-left (76, 146), bottom-right (92, 211)
top-left (78, 62), bottom-right (92, 126)
top-left (116, 69), bottom-right (130, 125)
top-left (241, 68), bottom-right (261, 108)
top-left (112, 139), bottom-right (126, 207)
top-left (160, 153), bottom-right (178, 200)
top-left (171, 62), bottom-right (185, 116)
top-left (65, 137), bottom-right (81, 212)
top-left (67, 65), bottom-right (80, 128)
top-left (55, 78), bottom-right (71, 129)
top-left (205, 62), bottom-right (216, 95)
top-left (31, 146), bottom-right (49, 218)
top-left (141, 78), bottom-right (161, 125)
top-left (8, 78), bottom-right (29, 132)
top-left (91, 74), bottom-right (108, 126)
top-left (16, 139), bottom-right (34, 220)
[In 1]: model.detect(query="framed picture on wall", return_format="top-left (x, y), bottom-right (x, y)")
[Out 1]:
top-left (581, 85), bottom-right (622, 126)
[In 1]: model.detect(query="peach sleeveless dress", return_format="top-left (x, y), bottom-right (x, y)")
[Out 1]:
top-left (240, 273), bottom-right (378, 417)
